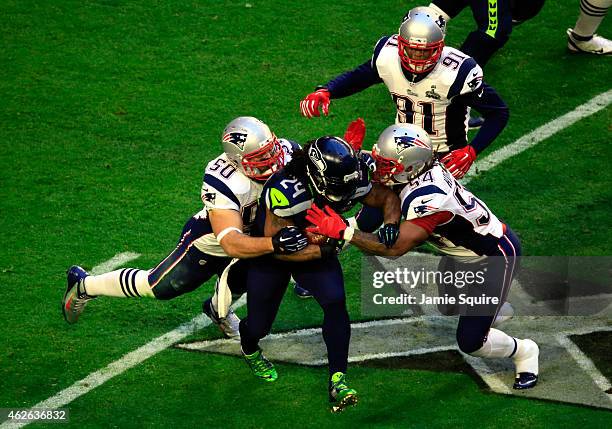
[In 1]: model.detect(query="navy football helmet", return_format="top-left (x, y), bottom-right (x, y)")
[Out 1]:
top-left (305, 136), bottom-right (361, 207)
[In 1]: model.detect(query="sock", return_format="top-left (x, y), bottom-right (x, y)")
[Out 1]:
top-left (321, 302), bottom-right (351, 376)
top-left (84, 268), bottom-right (154, 298)
top-left (573, 0), bottom-right (611, 38)
top-left (470, 328), bottom-right (517, 358)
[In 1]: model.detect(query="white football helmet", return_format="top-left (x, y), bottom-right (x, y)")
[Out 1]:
top-left (221, 117), bottom-right (284, 181)
top-left (371, 123), bottom-right (433, 184)
top-left (398, 8), bottom-right (445, 74)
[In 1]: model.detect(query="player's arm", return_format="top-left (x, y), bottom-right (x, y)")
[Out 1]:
top-left (462, 82), bottom-right (509, 155)
top-left (264, 208), bottom-right (323, 262)
top-left (209, 209), bottom-right (274, 258)
top-left (349, 220), bottom-right (430, 257)
top-left (361, 183), bottom-right (401, 225)
top-left (300, 36), bottom-right (388, 118)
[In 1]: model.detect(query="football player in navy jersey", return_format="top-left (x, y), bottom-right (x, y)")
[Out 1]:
top-left (238, 136), bottom-right (401, 412)
top-left (306, 123), bottom-right (539, 390)
top-left (300, 8), bottom-right (509, 180)
top-left (62, 117), bottom-right (308, 338)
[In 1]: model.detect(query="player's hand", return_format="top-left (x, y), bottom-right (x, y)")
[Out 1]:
top-left (377, 223), bottom-right (400, 248)
top-left (300, 88), bottom-right (331, 118)
top-left (441, 145), bottom-right (476, 179)
top-left (344, 118), bottom-right (366, 150)
top-left (305, 204), bottom-right (347, 240)
top-left (272, 226), bottom-right (309, 254)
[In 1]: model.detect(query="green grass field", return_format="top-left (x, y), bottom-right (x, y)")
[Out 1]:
top-left (1, 0), bottom-right (611, 427)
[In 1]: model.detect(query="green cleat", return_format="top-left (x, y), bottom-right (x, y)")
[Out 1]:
top-left (242, 348), bottom-right (278, 382)
top-left (329, 372), bottom-right (358, 413)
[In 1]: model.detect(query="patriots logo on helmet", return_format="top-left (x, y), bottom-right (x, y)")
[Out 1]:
top-left (308, 146), bottom-right (327, 172)
top-left (222, 132), bottom-right (248, 151)
top-left (395, 136), bottom-right (430, 154)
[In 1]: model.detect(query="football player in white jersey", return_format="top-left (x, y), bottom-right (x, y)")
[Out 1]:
top-left (305, 123), bottom-right (539, 390)
top-left (62, 117), bottom-right (309, 338)
top-left (300, 7), bottom-right (509, 180)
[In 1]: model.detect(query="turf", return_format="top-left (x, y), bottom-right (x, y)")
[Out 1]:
top-left (1, 0), bottom-right (611, 427)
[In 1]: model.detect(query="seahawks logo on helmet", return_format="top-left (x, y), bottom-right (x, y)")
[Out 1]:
top-left (222, 132), bottom-right (248, 151)
top-left (395, 136), bottom-right (429, 154)
top-left (308, 146), bottom-right (327, 172)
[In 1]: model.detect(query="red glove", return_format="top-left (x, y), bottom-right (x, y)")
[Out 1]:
top-left (343, 118), bottom-right (366, 151)
top-left (305, 204), bottom-right (347, 240)
top-left (300, 89), bottom-right (330, 118)
top-left (441, 145), bottom-right (477, 179)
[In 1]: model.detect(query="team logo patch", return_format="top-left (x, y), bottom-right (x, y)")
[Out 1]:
top-left (467, 76), bottom-right (483, 90)
top-left (222, 132), bottom-right (248, 151)
top-left (395, 136), bottom-right (430, 154)
top-left (308, 146), bottom-right (327, 172)
top-left (269, 188), bottom-right (289, 208)
top-left (203, 192), bottom-right (216, 204)
top-left (425, 85), bottom-right (441, 100)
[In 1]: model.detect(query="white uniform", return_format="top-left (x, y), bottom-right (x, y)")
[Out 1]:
top-left (374, 36), bottom-right (484, 152)
top-left (400, 162), bottom-right (504, 258)
top-left (193, 139), bottom-right (298, 257)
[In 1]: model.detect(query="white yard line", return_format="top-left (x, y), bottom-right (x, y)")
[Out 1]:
top-left (4, 90), bottom-right (612, 428)
top-left (90, 252), bottom-right (142, 275)
top-left (463, 89), bottom-right (612, 184)
top-left (556, 334), bottom-right (612, 404)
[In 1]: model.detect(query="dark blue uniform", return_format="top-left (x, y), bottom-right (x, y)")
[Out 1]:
top-left (239, 162), bottom-right (371, 376)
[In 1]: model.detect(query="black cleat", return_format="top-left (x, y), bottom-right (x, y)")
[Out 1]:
top-left (513, 372), bottom-right (538, 390)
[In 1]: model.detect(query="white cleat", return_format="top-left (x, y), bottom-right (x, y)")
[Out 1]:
top-left (202, 298), bottom-right (241, 339)
top-left (512, 338), bottom-right (539, 390)
top-left (567, 28), bottom-right (612, 55)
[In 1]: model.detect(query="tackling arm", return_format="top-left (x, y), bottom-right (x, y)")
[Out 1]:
top-left (361, 183), bottom-right (401, 225)
top-left (264, 208), bottom-right (322, 262)
top-left (349, 221), bottom-right (429, 257)
top-left (209, 209), bottom-right (274, 258)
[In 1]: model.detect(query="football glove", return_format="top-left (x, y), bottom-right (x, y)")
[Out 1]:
top-left (343, 118), bottom-right (366, 151)
top-left (300, 88), bottom-right (331, 118)
top-left (272, 226), bottom-right (309, 254)
top-left (360, 151), bottom-right (376, 173)
top-left (305, 204), bottom-right (348, 240)
top-left (441, 145), bottom-right (476, 179)
top-left (377, 223), bottom-right (400, 248)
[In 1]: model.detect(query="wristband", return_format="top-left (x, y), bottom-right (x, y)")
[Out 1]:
top-left (343, 226), bottom-right (355, 242)
top-left (216, 227), bottom-right (242, 243)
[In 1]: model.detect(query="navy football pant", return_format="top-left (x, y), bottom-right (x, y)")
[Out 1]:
top-left (148, 216), bottom-right (247, 300)
top-left (239, 256), bottom-right (350, 376)
top-left (455, 226), bottom-right (521, 353)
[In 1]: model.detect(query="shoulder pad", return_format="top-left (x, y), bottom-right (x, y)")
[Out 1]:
top-left (264, 173), bottom-right (312, 218)
top-left (202, 155), bottom-right (252, 211)
top-left (372, 35), bottom-right (392, 66)
top-left (400, 165), bottom-right (452, 219)
top-left (445, 51), bottom-right (483, 99)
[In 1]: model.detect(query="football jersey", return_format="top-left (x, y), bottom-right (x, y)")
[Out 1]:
top-left (400, 162), bottom-right (504, 258)
top-left (193, 139), bottom-right (299, 257)
top-left (258, 159), bottom-right (372, 232)
top-left (374, 37), bottom-right (483, 153)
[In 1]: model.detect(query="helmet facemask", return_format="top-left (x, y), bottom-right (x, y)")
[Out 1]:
top-left (398, 36), bottom-right (444, 74)
top-left (241, 134), bottom-right (285, 181)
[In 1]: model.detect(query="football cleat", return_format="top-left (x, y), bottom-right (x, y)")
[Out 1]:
top-left (202, 298), bottom-right (241, 339)
top-left (567, 29), bottom-right (612, 55)
top-left (329, 372), bottom-right (358, 413)
top-left (513, 372), bottom-right (539, 390)
top-left (293, 283), bottom-right (313, 299)
top-left (62, 265), bottom-right (94, 324)
top-left (242, 348), bottom-right (278, 382)
top-left (512, 338), bottom-right (539, 390)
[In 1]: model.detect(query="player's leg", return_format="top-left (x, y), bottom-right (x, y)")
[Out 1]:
top-left (62, 217), bottom-right (219, 324)
top-left (239, 257), bottom-right (291, 381)
top-left (456, 228), bottom-right (538, 390)
top-left (567, 0), bottom-right (612, 54)
top-left (203, 258), bottom-right (248, 338)
top-left (461, 0), bottom-right (514, 67)
top-left (293, 257), bottom-right (357, 412)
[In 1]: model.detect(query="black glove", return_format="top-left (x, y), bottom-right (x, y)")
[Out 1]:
top-left (377, 223), bottom-right (400, 248)
top-left (272, 226), bottom-right (309, 255)
top-left (360, 151), bottom-right (376, 172)
top-left (319, 238), bottom-right (345, 259)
